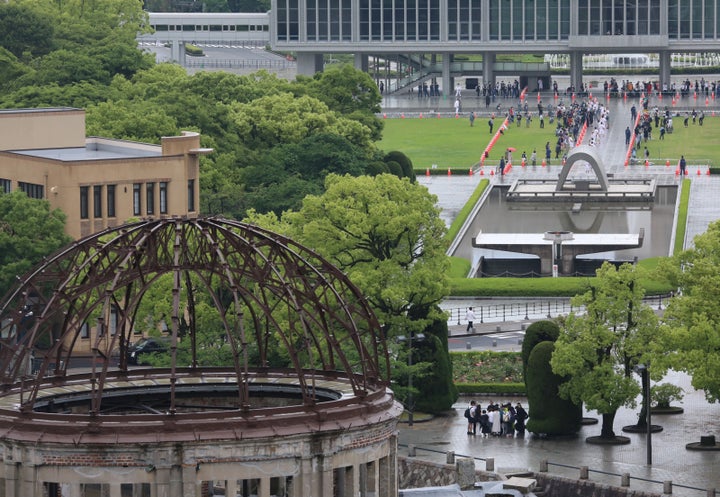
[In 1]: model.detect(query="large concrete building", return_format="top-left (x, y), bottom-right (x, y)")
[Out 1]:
top-left (0, 108), bottom-right (210, 239)
top-left (270, 0), bottom-right (720, 91)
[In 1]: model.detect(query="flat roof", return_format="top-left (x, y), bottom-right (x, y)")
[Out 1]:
top-left (473, 232), bottom-right (642, 247)
top-left (8, 140), bottom-right (162, 162)
top-left (0, 107), bottom-right (81, 115)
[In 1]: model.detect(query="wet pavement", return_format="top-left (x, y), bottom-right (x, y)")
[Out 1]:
top-left (384, 87), bottom-right (720, 496)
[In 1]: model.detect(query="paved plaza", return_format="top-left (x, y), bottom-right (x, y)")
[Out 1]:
top-left (385, 87), bottom-right (720, 496)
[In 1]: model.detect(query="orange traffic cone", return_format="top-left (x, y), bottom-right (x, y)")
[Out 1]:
top-left (469, 168), bottom-right (473, 176)
top-left (437, 113), bottom-right (441, 118)
top-left (383, 113), bottom-right (387, 119)
top-left (480, 168), bottom-right (484, 176)
top-left (448, 167), bottom-right (452, 176)
top-left (697, 168), bottom-right (702, 176)
top-left (645, 160), bottom-right (649, 168)
top-left (419, 113), bottom-right (424, 118)
top-left (426, 167), bottom-right (430, 176)
top-left (707, 168), bottom-right (712, 175)
top-left (401, 113), bottom-right (405, 119)
top-left (490, 169), bottom-right (495, 176)
top-left (666, 160), bottom-right (670, 167)
top-left (541, 159), bottom-right (546, 167)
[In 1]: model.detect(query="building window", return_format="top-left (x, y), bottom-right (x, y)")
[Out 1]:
top-left (80, 322), bottom-right (90, 339)
top-left (160, 182), bottom-right (168, 214)
top-left (110, 305), bottom-right (118, 336)
top-left (93, 185), bottom-right (103, 218)
top-left (133, 183), bottom-right (141, 216)
top-left (188, 179), bottom-right (196, 212)
top-left (18, 182), bottom-right (44, 199)
top-left (146, 182), bottom-right (155, 216)
top-left (0, 178), bottom-right (10, 194)
top-left (80, 186), bottom-right (89, 220)
top-left (107, 185), bottom-right (116, 218)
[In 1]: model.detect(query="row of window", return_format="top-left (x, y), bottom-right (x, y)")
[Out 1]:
top-left (19, 181), bottom-right (44, 200)
top-left (276, 0), bottom-right (720, 42)
top-left (668, 0), bottom-right (720, 39)
top-left (152, 24), bottom-right (269, 32)
top-left (578, 0), bottom-right (662, 36)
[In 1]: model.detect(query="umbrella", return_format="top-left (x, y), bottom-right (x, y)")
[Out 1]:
top-left (507, 147), bottom-right (516, 152)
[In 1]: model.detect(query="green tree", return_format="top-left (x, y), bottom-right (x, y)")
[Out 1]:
top-left (0, 192), bottom-right (72, 299)
top-left (550, 263), bottom-right (664, 440)
top-left (230, 92), bottom-right (373, 150)
top-left (277, 174), bottom-right (450, 337)
top-left (0, 3), bottom-right (55, 59)
top-left (659, 220), bottom-right (720, 402)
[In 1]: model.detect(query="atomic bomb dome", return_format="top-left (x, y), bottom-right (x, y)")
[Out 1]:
top-left (0, 217), bottom-right (401, 497)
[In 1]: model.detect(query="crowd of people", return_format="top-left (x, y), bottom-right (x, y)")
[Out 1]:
top-left (464, 400), bottom-right (528, 438)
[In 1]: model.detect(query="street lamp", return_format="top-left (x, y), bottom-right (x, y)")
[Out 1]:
top-left (634, 363), bottom-right (652, 465)
top-left (396, 333), bottom-right (425, 426)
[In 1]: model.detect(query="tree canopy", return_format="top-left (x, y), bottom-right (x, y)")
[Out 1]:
top-left (0, 192), bottom-right (72, 299)
top-left (550, 263), bottom-right (665, 439)
top-left (659, 220), bottom-right (720, 402)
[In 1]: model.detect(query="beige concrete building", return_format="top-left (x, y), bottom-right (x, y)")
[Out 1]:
top-left (0, 108), bottom-right (212, 239)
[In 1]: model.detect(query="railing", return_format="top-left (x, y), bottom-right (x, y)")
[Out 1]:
top-left (398, 443), bottom-right (714, 496)
top-left (184, 59), bottom-right (295, 69)
top-left (443, 295), bottom-right (669, 326)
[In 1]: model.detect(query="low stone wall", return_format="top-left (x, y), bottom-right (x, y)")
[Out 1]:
top-left (534, 473), bottom-right (664, 497)
top-left (398, 457), bottom-right (500, 490)
top-left (399, 458), bottom-right (665, 497)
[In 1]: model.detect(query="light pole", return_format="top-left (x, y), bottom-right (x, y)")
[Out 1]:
top-left (634, 363), bottom-right (652, 465)
top-left (397, 333), bottom-right (425, 426)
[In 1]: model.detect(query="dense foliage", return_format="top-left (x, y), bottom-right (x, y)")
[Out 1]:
top-left (0, 192), bottom-right (72, 299)
top-left (525, 341), bottom-right (583, 436)
top-left (520, 320), bottom-right (560, 378)
top-left (451, 351), bottom-right (523, 383)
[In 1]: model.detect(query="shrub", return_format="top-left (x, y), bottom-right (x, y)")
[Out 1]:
top-left (525, 341), bottom-right (582, 436)
top-left (521, 320), bottom-right (560, 378)
top-left (651, 383), bottom-right (684, 408)
top-left (455, 383), bottom-right (526, 394)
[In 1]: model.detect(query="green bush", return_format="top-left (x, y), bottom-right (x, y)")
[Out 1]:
top-left (455, 383), bottom-right (526, 394)
top-left (448, 274), bottom-right (672, 296)
top-left (447, 256), bottom-right (471, 278)
top-left (520, 320), bottom-right (560, 378)
top-left (674, 179), bottom-right (691, 255)
top-left (444, 179), bottom-right (489, 244)
top-left (184, 44), bottom-right (204, 56)
top-left (410, 305), bottom-right (458, 414)
top-left (451, 350), bottom-right (522, 383)
top-left (525, 341), bottom-right (582, 436)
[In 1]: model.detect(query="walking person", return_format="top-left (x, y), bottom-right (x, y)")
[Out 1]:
top-left (679, 155), bottom-right (687, 176)
top-left (465, 307), bottom-right (476, 332)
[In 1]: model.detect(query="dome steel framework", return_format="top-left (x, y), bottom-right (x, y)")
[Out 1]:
top-left (0, 217), bottom-right (391, 427)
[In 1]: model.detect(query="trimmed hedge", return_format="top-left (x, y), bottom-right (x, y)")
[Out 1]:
top-left (674, 178), bottom-right (691, 255)
top-left (455, 382), bottom-right (526, 394)
top-left (444, 179), bottom-right (490, 244)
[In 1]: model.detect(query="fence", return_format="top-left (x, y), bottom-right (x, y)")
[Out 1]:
top-left (399, 443), bottom-right (714, 496)
top-left (443, 294), bottom-right (669, 326)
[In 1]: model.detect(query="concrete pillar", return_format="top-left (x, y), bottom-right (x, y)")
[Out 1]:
top-left (483, 52), bottom-right (495, 88)
top-left (569, 51), bottom-right (583, 92)
top-left (539, 460), bottom-right (548, 472)
top-left (155, 467), bottom-right (172, 497)
top-left (169, 465), bottom-right (183, 497)
top-left (109, 482), bottom-right (122, 497)
top-left (659, 51), bottom-right (672, 91)
top-left (354, 53), bottom-right (369, 72)
top-left (182, 464), bottom-right (201, 497)
top-left (226, 478), bottom-right (238, 497)
top-left (19, 462), bottom-right (36, 497)
top-left (170, 41), bottom-right (186, 66)
top-left (446, 451), bottom-right (455, 464)
top-left (621, 473), bottom-right (630, 487)
top-left (296, 53), bottom-right (324, 76)
top-left (579, 466), bottom-right (589, 479)
top-left (4, 460), bottom-right (17, 497)
top-left (485, 458), bottom-right (494, 472)
top-left (442, 57), bottom-right (451, 98)
top-left (664, 481), bottom-right (673, 494)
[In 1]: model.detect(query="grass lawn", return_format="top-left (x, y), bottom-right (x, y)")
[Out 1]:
top-left (378, 113), bottom-right (562, 170)
top-left (378, 113), bottom-right (720, 169)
